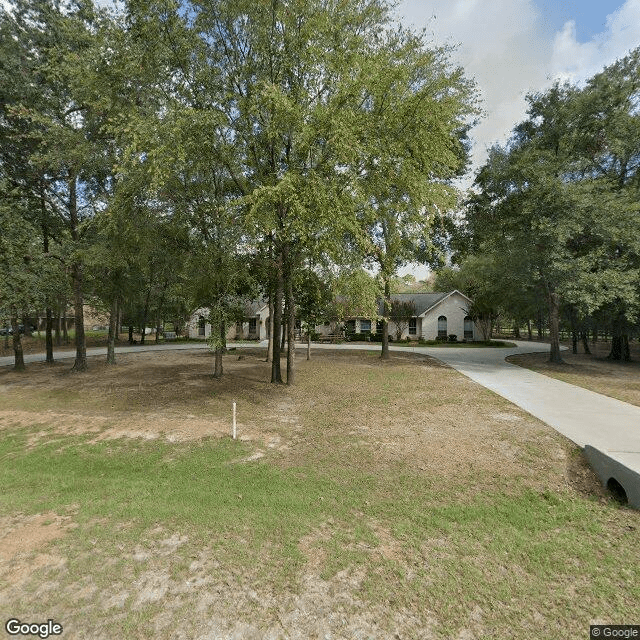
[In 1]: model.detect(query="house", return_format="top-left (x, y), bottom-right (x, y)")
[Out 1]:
top-left (316, 291), bottom-right (477, 341)
top-left (188, 290), bottom-right (477, 343)
top-left (187, 301), bottom-right (270, 341)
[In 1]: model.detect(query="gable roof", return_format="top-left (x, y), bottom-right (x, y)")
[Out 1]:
top-left (377, 291), bottom-right (472, 317)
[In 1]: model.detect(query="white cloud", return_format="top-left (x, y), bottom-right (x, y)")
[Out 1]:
top-left (550, 0), bottom-right (640, 82)
top-left (397, 0), bottom-right (640, 177)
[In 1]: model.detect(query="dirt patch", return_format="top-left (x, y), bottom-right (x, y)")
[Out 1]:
top-left (0, 512), bottom-right (75, 587)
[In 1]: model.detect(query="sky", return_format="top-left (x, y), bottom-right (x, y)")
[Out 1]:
top-left (394, 0), bottom-right (640, 279)
top-left (395, 0), bottom-right (640, 175)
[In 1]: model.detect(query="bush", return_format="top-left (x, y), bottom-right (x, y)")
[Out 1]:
top-left (349, 332), bottom-right (373, 342)
top-left (448, 334), bottom-right (457, 342)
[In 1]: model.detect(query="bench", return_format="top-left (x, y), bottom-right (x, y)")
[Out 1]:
top-left (316, 334), bottom-right (343, 343)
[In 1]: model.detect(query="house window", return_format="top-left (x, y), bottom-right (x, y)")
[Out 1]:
top-left (437, 315), bottom-right (447, 338)
top-left (360, 319), bottom-right (371, 334)
top-left (198, 316), bottom-right (205, 336)
top-left (248, 318), bottom-right (257, 334)
top-left (409, 318), bottom-right (417, 335)
top-left (346, 320), bottom-right (356, 335)
top-left (464, 316), bottom-right (474, 340)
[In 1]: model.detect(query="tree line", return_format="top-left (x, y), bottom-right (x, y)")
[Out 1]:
top-left (447, 50), bottom-right (640, 362)
top-left (0, 0), bottom-right (477, 381)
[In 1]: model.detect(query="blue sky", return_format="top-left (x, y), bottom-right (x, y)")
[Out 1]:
top-left (396, 0), bottom-right (639, 172)
top-left (536, 0), bottom-right (624, 41)
top-left (395, 0), bottom-right (639, 278)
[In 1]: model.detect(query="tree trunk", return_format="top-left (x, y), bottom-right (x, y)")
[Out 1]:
top-left (609, 334), bottom-right (630, 362)
top-left (62, 309), bottom-right (69, 345)
top-left (307, 329), bottom-right (311, 361)
top-left (527, 319), bottom-right (532, 341)
top-left (592, 328), bottom-right (598, 344)
top-left (608, 317), bottom-right (630, 361)
top-left (381, 277), bottom-right (390, 360)
top-left (45, 308), bottom-right (54, 364)
top-left (546, 289), bottom-right (563, 364)
top-left (68, 175), bottom-right (87, 371)
top-left (4, 325), bottom-right (9, 349)
top-left (155, 282), bottom-right (167, 343)
top-left (580, 331), bottom-right (591, 355)
top-left (281, 302), bottom-right (287, 350)
top-left (271, 250), bottom-right (283, 384)
top-left (11, 316), bottom-right (25, 371)
top-left (140, 288), bottom-right (151, 346)
top-left (513, 324), bottom-right (520, 339)
top-left (107, 297), bottom-right (118, 365)
top-left (55, 308), bottom-right (61, 346)
top-left (71, 261), bottom-right (87, 371)
top-left (128, 325), bottom-right (134, 344)
top-left (537, 310), bottom-right (543, 340)
top-left (214, 319), bottom-right (224, 378)
top-left (266, 296), bottom-right (274, 363)
top-left (286, 267), bottom-right (295, 386)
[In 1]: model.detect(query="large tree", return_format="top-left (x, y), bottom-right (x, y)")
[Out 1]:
top-left (355, 34), bottom-right (478, 358)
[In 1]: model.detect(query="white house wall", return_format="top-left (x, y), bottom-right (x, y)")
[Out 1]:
top-left (421, 292), bottom-right (473, 340)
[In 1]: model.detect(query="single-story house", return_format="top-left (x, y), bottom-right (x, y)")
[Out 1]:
top-left (316, 291), bottom-right (477, 341)
top-left (188, 290), bottom-right (477, 342)
top-left (187, 301), bottom-right (270, 341)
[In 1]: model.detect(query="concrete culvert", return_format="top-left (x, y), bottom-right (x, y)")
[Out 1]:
top-left (607, 477), bottom-right (628, 504)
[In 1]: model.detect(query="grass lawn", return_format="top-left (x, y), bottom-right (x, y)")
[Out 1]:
top-left (508, 341), bottom-right (640, 407)
top-left (0, 348), bottom-right (638, 639)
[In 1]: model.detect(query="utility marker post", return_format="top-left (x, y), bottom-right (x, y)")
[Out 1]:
top-left (232, 401), bottom-right (237, 440)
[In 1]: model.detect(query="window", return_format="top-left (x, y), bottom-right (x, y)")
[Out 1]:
top-left (437, 315), bottom-right (447, 338)
top-left (409, 318), bottom-right (417, 335)
top-left (464, 316), bottom-right (474, 340)
top-left (360, 319), bottom-right (371, 333)
top-left (198, 316), bottom-right (205, 336)
top-left (248, 318), bottom-right (257, 334)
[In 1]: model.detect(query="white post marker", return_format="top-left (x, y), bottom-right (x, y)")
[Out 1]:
top-left (232, 401), bottom-right (237, 440)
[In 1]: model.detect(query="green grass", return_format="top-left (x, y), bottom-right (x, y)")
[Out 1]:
top-left (1, 426), bottom-right (639, 638)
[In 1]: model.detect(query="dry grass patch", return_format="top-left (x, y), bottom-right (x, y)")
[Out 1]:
top-left (507, 341), bottom-right (640, 407)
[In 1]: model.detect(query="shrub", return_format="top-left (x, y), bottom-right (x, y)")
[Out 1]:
top-left (348, 332), bottom-right (371, 342)
top-left (448, 334), bottom-right (457, 342)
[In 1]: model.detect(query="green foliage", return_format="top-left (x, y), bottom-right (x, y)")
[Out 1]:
top-left (331, 269), bottom-right (381, 323)
top-left (462, 54), bottom-right (640, 351)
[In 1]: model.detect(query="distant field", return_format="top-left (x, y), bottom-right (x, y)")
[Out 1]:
top-left (0, 348), bottom-right (637, 639)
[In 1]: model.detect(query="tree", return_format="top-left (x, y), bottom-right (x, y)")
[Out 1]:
top-left (0, 190), bottom-right (46, 370)
top-left (295, 269), bottom-right (333, 360)
top-left (467, 69), bottom-right (640, 362)
top-left (2, 0), bottom-right (119, 371)
top-left (390, 300), bottom-right (416, 341)
top-left (329, 269), bottom-right (381, 335)
top-left (355, 33), bottom-right (478, 358)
